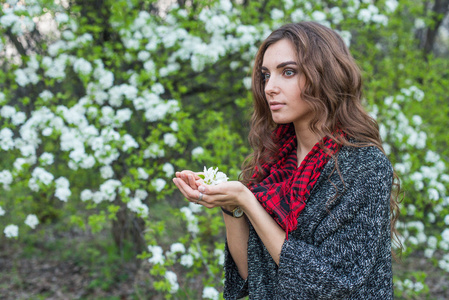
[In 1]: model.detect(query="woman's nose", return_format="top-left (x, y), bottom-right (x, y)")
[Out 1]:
top-left (265, 77), bottom-right (280, 96)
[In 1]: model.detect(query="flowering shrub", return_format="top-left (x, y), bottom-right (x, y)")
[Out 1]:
top-left (0, 0), bottom-right (448, 298)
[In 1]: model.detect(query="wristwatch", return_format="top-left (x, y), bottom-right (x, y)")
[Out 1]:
top-left (221, 206), bottom-right (244, 218)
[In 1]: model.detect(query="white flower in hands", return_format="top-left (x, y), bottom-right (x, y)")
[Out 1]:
top-left (200, 166), bottom-right (229, 185)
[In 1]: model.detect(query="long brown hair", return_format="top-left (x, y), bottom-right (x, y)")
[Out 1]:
top-left (240, 22), bottom-right (402, 253)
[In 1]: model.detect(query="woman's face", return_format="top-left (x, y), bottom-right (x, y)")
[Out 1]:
top-left (261, 39), bottom-right (313, 129)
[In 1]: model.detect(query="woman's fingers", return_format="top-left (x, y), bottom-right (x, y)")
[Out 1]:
top-left (198, 183), bottom-right (225, 195)
top-left (173, 178), bottom-right (232, 208)
top-left (175, 170), bottom-right (203, 190)
top-left (173, 177), bottom-right (201, 202)
top-left (187, 174), bottom-right (198, 190)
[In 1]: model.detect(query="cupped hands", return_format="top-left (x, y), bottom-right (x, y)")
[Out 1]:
top-left (172, 170), bottom-right (253, 211)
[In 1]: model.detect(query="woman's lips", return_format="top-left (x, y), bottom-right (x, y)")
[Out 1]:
top-left (269, 103), bottom-right (285, 111)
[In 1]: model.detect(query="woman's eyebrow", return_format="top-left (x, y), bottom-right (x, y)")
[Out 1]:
top-left (261, 61), bottom-right (297, 70)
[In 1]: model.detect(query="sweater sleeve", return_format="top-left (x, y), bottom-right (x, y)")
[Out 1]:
top-left (223, 238), bottom-right (248, 299)
top-left (276, 158), bottom-right (393, 299)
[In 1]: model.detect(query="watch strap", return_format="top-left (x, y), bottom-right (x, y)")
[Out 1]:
top-left (221, 207), bottom-right (234, 217)
top-left (221, 206), bottom-right (243, 218)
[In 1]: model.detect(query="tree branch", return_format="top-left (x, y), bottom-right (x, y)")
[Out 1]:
top-left (5, 28), bottom-right (27, 57)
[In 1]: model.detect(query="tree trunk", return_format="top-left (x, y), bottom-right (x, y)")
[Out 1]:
top-left (423, 0), bottom-right (449, 55)
top-left (112, 203), bottom-right (146, 256)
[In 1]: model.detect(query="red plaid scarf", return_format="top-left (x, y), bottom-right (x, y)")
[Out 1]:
top-left (248, 124), bottom-right (342, 237)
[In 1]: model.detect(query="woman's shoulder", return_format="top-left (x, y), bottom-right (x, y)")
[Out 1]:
top-left (327, 143), bottom-right (394, 184)
top-left (338, 143), bottom-right (392, 171)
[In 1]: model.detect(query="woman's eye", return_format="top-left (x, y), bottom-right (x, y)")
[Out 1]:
top-left (262, 73), bottom-right (270, 81)
top-left (284, 69), bottom-right (295, 76)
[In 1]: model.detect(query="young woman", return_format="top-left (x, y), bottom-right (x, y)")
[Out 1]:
top-left (173, 22), bottom-right (400, 299)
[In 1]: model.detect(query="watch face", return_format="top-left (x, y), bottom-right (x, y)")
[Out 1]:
top-left (233, 207), bottom-right (244, 218)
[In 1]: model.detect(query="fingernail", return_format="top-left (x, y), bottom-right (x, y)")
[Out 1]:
top-left (199, 185), bottom-right (205, 192)
top-left (173, 178), bottom-right (177, 184)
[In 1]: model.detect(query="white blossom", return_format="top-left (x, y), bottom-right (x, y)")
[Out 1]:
top-left (4, 224), bottom-right (18, 238)
top-left (80, 155), bottom-right (95, 169)
top-left (425, 150), bottom-right (440, 163)
top-left (144, 144), bottom-right (165, 159)
top-left (358, 9), bottom-right (372, 23)
top-left (214, 248), bottom-right (225, 265)
top-left (170, 242), bottom-right (186, 254)
top-left (414, 18), bottom-right (426, 29)
top-left (202, 166), bottom-right (228, 185)
top-left (164, 271), bottom-right (179, 294)
top-left (135, 189), bottom-right (148, 200)
top-left (42, 127), bottom-right (53, 136)
top-left (55, 13), bottom-right (69, 23)
top-left (55, 188), bottom-right (71, 201)
top-left (412, 115), bottom-right (422, 126)
top-left (170, 121), bottom-right (179, 131)
top-left (243, 77), bottom-right (252, 90)
top-left (24, 214), bottom-right (39, 229)
top-left (428, 188), bottom-right (439, 201)
top-left (98, 179), bottom-right (122, 202)
top-left (271, 9), bottom-right (284, 20)
top-left (330, 7), bottom-right (344, 24)
top-left (219, 0), bottom-right (233, 12)
top-left (100, 165), bottom-right (114, 179)
top-left (115, 108), bottom-right (132, 125)
top-left (39, 152), bottom-right (54, 165)
top-left (0, 128), bottom-right (14, 151)
top-left (163, 163), bottom-right (175, 177)
top-left (311, 11), bottom-right (327, 23)
top-left (428, 212), bottom-right (436, 223)
top-left (38, 90), bottom-right (54, 102)
top-left (180, 254), bottom-right (194, 267)
top-left (442, 228), bottom-right (449, 243)
top-left (428, 236), bottom-right (438, 249)
top-left (127, 197), bottom-right (149, 217)
top-left (180, 206), bottom-right (200, 234)
top-left (0, 206), bottom-right (5, 216)
top-left (152, 178), bottom-right (166, 192)
top-left (202, 287), bottom-right (219, 300)
top-left (12, 111), bottom-right (26, 125)
top-left (80, 189), bottom-right (93, 201)
top-left (1, 105), bottom-right (16, 118)
top-left (137, 50), bottom-right (151, 61)
top-left (424, 248), bottom-right (434, 258)
top-left (192, 146), bottom-right (204, 158)
top-left (137, 167), bottom-right (149, 180)
top-left (73, 58), bottom-right (92, 75)
top-left (148, 245), bottom-right (165, 264)
top-left (189, 202), bottom-right (203, 213)
top-left (0, 170), bottom-right (13, 189)
top-left (291, 9), bottom-right (305, 23)
top-left (143, 60), bottom-right (155, 72)
top-left (151, 82), bottom-right (165, 95)
top-left (442, 174), bottom-right (449, 182)
top-left (408, 236), bottom-right (418, 245)
top-left (55, 177), bottom-right (69, 189)
top-left (371, 14), bottom-right (388, 26)
top-left (163, 133), bottom-right (177, 147)
top-left (122, 134), bottom-right (139, 151)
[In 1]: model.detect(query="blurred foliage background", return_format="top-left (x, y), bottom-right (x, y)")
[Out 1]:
top-left (0, 0), bottom-right (449, 299)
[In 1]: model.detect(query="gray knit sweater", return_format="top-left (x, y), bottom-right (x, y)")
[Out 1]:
top-left (224, 145), bottom-right (393, 299)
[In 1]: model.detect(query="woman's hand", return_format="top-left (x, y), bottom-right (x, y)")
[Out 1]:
top-left (175, 170), bottom-right (203, 191)
top-left (196, 181), bottom-right (252, 210)
top-left (173, 175), bottom-right (253, 210)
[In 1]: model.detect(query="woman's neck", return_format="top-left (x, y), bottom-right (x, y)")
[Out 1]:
top-left (294, 124), bottom-right (320, 165)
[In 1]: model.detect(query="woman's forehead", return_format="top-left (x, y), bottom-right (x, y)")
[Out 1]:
top-left (262, 39), bottom-right (297, 67)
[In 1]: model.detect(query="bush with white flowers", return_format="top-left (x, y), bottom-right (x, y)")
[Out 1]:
top-left (1, 0), bottom-right (449, 298)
